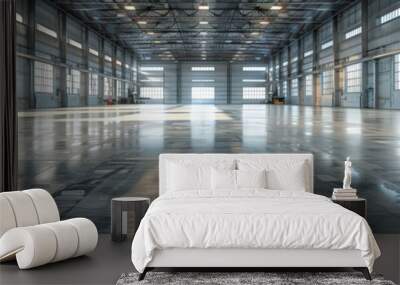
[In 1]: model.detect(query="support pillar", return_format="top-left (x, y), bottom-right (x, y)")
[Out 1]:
top-left (0, 0), bottom-right (18, 192)
top-left (58, 11), bottom-right (67, 107)
top-left (332, 15), bottom-right (341, 107)
top-left (227, 62), bottom-right (231, 104)
top-left (361, 0), bottom-right (369, 108)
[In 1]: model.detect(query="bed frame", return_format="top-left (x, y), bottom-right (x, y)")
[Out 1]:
top-left (139, 154), bottom-right (371, 281)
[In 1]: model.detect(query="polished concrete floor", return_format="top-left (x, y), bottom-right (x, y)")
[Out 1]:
top-left (17, 104), bottom-right (400, 234)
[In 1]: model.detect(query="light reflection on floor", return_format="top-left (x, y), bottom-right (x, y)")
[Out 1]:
top-left (18, 104), bottom-right (400, 233)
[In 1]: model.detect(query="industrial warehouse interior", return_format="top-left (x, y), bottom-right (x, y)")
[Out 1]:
top-left (1, 0), bottom-right (400, 285)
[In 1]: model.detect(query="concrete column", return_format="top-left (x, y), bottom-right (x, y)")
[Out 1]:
top-left (312, 29), bottom-right (319, 106)
top-left (297, 39), bottom-right (303, 105)
top-left (122, 49), bottom-right (127, 101)
top-left (99, 38), bottom-right (104, 104)
top-left (112, 45), bottom-right (117, 101)
top-left (227, 62), bottom-right (231, 104)
top-left (177, 62), bottom-right (182, 104)
top-left (361, 0), bottom-right (369, 108)
top-left (332, 15), bottom-right (341, 107)
top-left (83, 27), bottom-right (89, 106)
top-left (287, 46), bottom-right (291, 104)
top-left (58, 11), bottom-right (67, 107)
top-left (27, 0), bottom-right (36, 108)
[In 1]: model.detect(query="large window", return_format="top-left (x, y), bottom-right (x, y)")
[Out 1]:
top-left (291, 79), bottom-right (298, 97)
top-left (322, 70), bottom-right (334, 96)
top-left (242, 79), bottom-right (265, 82)
top-left (116, 80), bottom-right (122, 98)
top-left (88, 73), bottom-right (98, 96)
top-left (191, 87), bottom-right (215, 99)
top-left (104, 77), bottom-right (113, 98)
top-left (380, 7), bottom-right (400, 25)
top-left (304, 50), bottom-right (313, 57)
top-left (191, 66), bottom-right (215, 71)
top-left (346, 63), bottom-right (362, 93)
top-left (140, 87), bottom-right (163, 99)
top-left (243, 66), bottom-right (266, 71)
top-left (68, 39), bottom-right (82, 49)
top-left (345, 26), bottom-right (362, 39)
top-left (36, 24), bottom-right (57, 38)
top-left (305, 75), bottom-right (313, 96)
top-left (34, 61), bottom-right (53, 93)
top-left (282, 81), bottom-right (288, 98)
top-left (321, 40), bottom-right (333, 50)
top-left (140, 66), bottom-right (163, 71)
top-left (66, 69), bottom-right (80, 95)
top-left (395, 54), bottom-right (400, 90)
top-left (242, 87), bottom-right (265, 99)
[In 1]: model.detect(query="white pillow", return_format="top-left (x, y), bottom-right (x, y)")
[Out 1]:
top-left (238, 159), bottom-right (308, 191)
top-left (236, 169), bottom-right (267, 189)
top-left (211, 169), bottom-right (267, 191)
top-left (211, 169), bottom-right (236, 190)
top-left (266, 162), bottom-right (306, 191)
top-left (167, 162), bottom-right (211, 191)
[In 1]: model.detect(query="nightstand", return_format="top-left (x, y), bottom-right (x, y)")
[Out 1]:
top-left (111, 197), bottom-right (150, 242)
top-left (331, 198), bottom-right (366, 218)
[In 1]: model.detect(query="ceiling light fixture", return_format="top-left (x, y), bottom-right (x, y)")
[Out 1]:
top-left (147, 32), bottom-right (154, 35)
top-left (251, 32), bottom-right (259, 36)
top-left (124, 5), bottom-right (136, 10)
top-left (271, 5), bottom-right (282, 10)
top-left (200, 21), bottom-right (208, 25)
top-left (200, 32), bottom-right (207, 36)
top-left (245, 40), bottom-right (253, 44)
top-left (260, 21), bottom-right (269, 25)
top-left (138, 21), bottom-right (147, 25)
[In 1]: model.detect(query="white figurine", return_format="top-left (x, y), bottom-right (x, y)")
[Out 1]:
top-left (343, 157), bottom-right (352, 189)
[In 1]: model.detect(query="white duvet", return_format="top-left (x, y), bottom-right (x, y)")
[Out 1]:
top-left (131, 190), bottom-right (380, 273)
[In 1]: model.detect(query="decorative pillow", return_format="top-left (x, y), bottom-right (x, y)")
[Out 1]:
top-left (167, 162), bottom-right (211, 191)
top-left (236, 169), bottom-right (267, 189)
top-left (211, 169), bottom-right (237, 191)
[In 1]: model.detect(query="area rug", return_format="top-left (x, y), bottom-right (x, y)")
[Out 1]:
top-left (116, 272), bottom-right (396, 285)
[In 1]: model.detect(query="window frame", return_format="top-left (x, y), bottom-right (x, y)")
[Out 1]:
top-left (305, 75), bottom-right (313, 97)
top-left (345, 63), bottom-right (362, 93)
top-left (395, 54), bottom-right (400, 90)
top-left (140, 87), bottom-right (164, 99)
top-left (34, 61), bottom-right (54, 94)
top-left (242, 87), bottom-right (266, 100)
top-left (191, 87), bottom-right (215, 100)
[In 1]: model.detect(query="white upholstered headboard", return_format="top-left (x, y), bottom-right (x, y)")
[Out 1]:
top-left (159, 153), bottom-right (314, 195)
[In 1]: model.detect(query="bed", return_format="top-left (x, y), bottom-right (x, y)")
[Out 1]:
top-left (131, 153), bottom-right (380, 280)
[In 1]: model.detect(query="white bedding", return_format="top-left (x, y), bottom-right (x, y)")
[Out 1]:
top-left (131, 190), bottom-right (380, 273)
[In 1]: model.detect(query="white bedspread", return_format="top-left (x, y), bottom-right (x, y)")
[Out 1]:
top-left (131, 190), bottom-right (380, 273)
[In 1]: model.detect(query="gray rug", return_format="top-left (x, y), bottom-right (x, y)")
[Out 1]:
top-left (116, 272), bottom-right (396, 285)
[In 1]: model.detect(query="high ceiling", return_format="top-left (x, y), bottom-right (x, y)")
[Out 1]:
top-left (53, 0), bottom-right (352, 62)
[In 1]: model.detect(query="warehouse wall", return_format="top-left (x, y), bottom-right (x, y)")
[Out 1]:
top-left (268, 0), bottom-right (400, 110)
top-left (139, 61), bottom-right (269, 104)
top-left (15, 0), bottom-right (138, 110)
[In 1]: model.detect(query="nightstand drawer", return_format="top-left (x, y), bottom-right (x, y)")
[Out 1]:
top-left (332, 198), bottom-right (366, 218)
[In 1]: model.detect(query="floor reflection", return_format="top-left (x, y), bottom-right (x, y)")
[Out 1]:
top-left (18, 104), bottom-right (400, 233)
